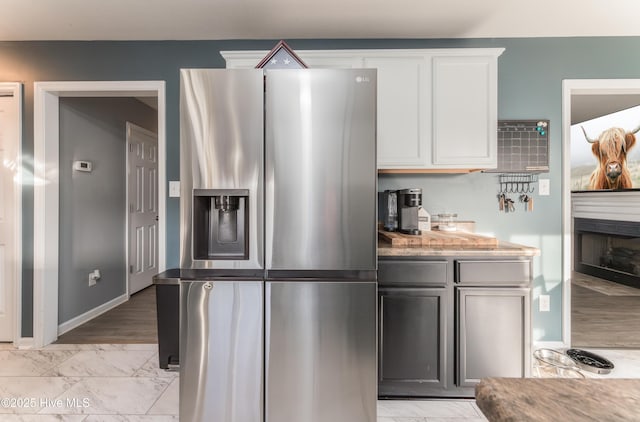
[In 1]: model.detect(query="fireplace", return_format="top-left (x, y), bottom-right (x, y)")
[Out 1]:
top-left (574, 218), bottom-right (640, 288)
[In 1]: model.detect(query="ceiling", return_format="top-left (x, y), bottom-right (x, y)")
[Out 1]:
top-left (572, 95), bottom-right (640, 125)
top-left (4, 0), bottom-right (640, 41)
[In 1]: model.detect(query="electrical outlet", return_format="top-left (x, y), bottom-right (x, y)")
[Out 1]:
top-left (539, 179), bottom-right (550, 196)
top-left (539, 294), bottom-right (550, 312)
top-left (88, 269), bottom-right (101, 287)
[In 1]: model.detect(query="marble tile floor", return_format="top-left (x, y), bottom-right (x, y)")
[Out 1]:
top-left (0, 344), bottom-right (638, 421)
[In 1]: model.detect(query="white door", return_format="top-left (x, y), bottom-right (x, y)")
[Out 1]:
top-left (0, 84), bottom-right (20, 342)
top-left (127, 122), bottom-right (158, 295)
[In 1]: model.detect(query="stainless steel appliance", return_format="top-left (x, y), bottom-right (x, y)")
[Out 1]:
top-left (179, 68), bottom-right (378, 422)
top-left (397, 188), bottom-right (422, 235)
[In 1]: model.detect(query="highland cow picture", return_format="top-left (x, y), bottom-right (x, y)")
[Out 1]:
top-left (571, 105), bottom-right (640, 191)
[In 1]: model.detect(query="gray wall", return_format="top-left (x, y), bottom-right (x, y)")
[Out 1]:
top-left (58, 97), bottom-right (157, 324)
top-left (3, 37), bottom-right (640, 338)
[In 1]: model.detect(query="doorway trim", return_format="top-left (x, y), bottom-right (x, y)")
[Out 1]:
top-left (561, 78), bottom-right (640, 348)
top-left (33, 81), bottom-right (166, 348)
top-left (0, 82), bottom-right (22, 346)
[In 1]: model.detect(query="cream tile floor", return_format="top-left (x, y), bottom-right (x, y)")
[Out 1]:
top-left (0, 343), bottom-right (638, 421)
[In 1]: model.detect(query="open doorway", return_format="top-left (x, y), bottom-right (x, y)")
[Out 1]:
top-left (562, 79), bottom-right (640, 349)
top-left (33, 81), bottom-right (166, 348)
top-left (52, 98), bottom-right (159, 344)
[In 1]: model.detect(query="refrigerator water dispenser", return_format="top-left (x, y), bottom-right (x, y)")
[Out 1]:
top-left (192, 189), bottom-right (249, 260)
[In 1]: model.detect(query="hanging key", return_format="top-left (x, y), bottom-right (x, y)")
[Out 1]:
top-left (505, 197), bottom-right (515, 213)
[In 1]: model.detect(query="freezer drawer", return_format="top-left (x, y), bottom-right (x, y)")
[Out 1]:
top-left (265, 281), bottom-right (377, 422)
top-left (180, 280), bottom-right (263, 422)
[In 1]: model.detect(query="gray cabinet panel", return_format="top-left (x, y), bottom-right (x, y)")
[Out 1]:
top-left (456, 260), bottom-right (531, 285)
top-left (379, 287), bottom-right (447, 395)
top-left (266, 281), bottom-right (377, 422)
top-left (456, 287), bottom-right (531, 387)
top-left (378, 260), bottom-right (447, 286)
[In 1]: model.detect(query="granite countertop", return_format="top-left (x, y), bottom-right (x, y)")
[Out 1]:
top-left (378, 239), bottom-right (540, 257)
top-left (475, 378), bottom-right (640, 422)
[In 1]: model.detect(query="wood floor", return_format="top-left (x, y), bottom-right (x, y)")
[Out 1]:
top-left (53, 273), bottom-right (639, 347)
top-left (55, 285), bottom-right (158, 344)
top-left (572, 274), bottom-right (640, 348)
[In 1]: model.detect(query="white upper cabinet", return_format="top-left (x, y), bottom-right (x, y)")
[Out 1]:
top-left (430, 52), bottom-right (500, 170)
top-left (221, 48), bottom-right (504, 172)
top-left (363, 55), bottom-right (430, 169)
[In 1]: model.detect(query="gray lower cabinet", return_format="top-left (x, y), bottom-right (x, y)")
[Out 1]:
top-left (378, 257), bottom-right (532, 398)
top-left (456, 287), bottom-right (531, 387)
top-left (378, 287), bottom-right (447, 396)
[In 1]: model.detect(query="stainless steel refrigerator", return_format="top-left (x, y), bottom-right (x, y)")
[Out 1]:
top-left (179, 68), bottom-right (377, 422)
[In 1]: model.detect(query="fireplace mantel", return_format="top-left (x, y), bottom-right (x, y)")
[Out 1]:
top-left (572, 190), bottom-right (640, 222)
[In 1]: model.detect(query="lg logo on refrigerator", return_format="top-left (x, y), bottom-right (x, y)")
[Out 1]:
top-left (355, 76), bottom-right (370, 83)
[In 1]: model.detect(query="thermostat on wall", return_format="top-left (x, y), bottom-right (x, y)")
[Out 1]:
top-left (73, 160), bottom-right (93, 172)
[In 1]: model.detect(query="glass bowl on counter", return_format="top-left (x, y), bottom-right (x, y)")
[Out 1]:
top-left (533, 348), bottom-right (580, 370)
top-left (435, 213), bottom-right (458, 231)
top-left (532, 348), bottom-right (586, 378)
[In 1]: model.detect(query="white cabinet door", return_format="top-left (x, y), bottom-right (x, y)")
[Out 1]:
top-left (364, 56), bottom-right (431, 169)
top-left (431, 55), bottom-right (498, 169)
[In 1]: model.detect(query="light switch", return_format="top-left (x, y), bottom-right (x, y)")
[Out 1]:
top-left (539, 295), bottom-right (550, 312)
top-left (169, 181), bottom-right (180, 197)
top-left (539, 179), bottom-right (550, 196)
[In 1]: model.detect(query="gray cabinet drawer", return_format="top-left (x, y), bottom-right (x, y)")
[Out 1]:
top-left (378, 260), bottom-right (447, 287)
top-left (455, 260), bottom-right (531, 285)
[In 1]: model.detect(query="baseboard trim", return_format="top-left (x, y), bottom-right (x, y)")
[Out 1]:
top-left (58, 293), bottom-right (129, 336)
top-left (15, 337), bottom-right (35, 349)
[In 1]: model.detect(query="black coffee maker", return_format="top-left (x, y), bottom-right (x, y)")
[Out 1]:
top-left (397, 188), bottom-right (422, 235)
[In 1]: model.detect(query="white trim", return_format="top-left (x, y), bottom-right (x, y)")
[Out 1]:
top-left (15, 337), bottom-right (34, 350)
top-left (14, 83), bottom-right (22, 348)
top-left (58, 293), bottom-right (128, 336)
top-left (125, 126), bottom-right (130, 297)
top-left (33, 80), bottom-right (167, 348)
top-left (220, 48), bottom-right (506, 69)
top-left (561, 80), bottom-right (573, 349)
top-left (561, 78), bottom-right (640, 349)
top-left (0, 82), bottom-right (22, 346)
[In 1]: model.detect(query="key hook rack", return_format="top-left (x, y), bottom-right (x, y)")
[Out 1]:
top-left (498, 174), bottom-right (538, 194)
